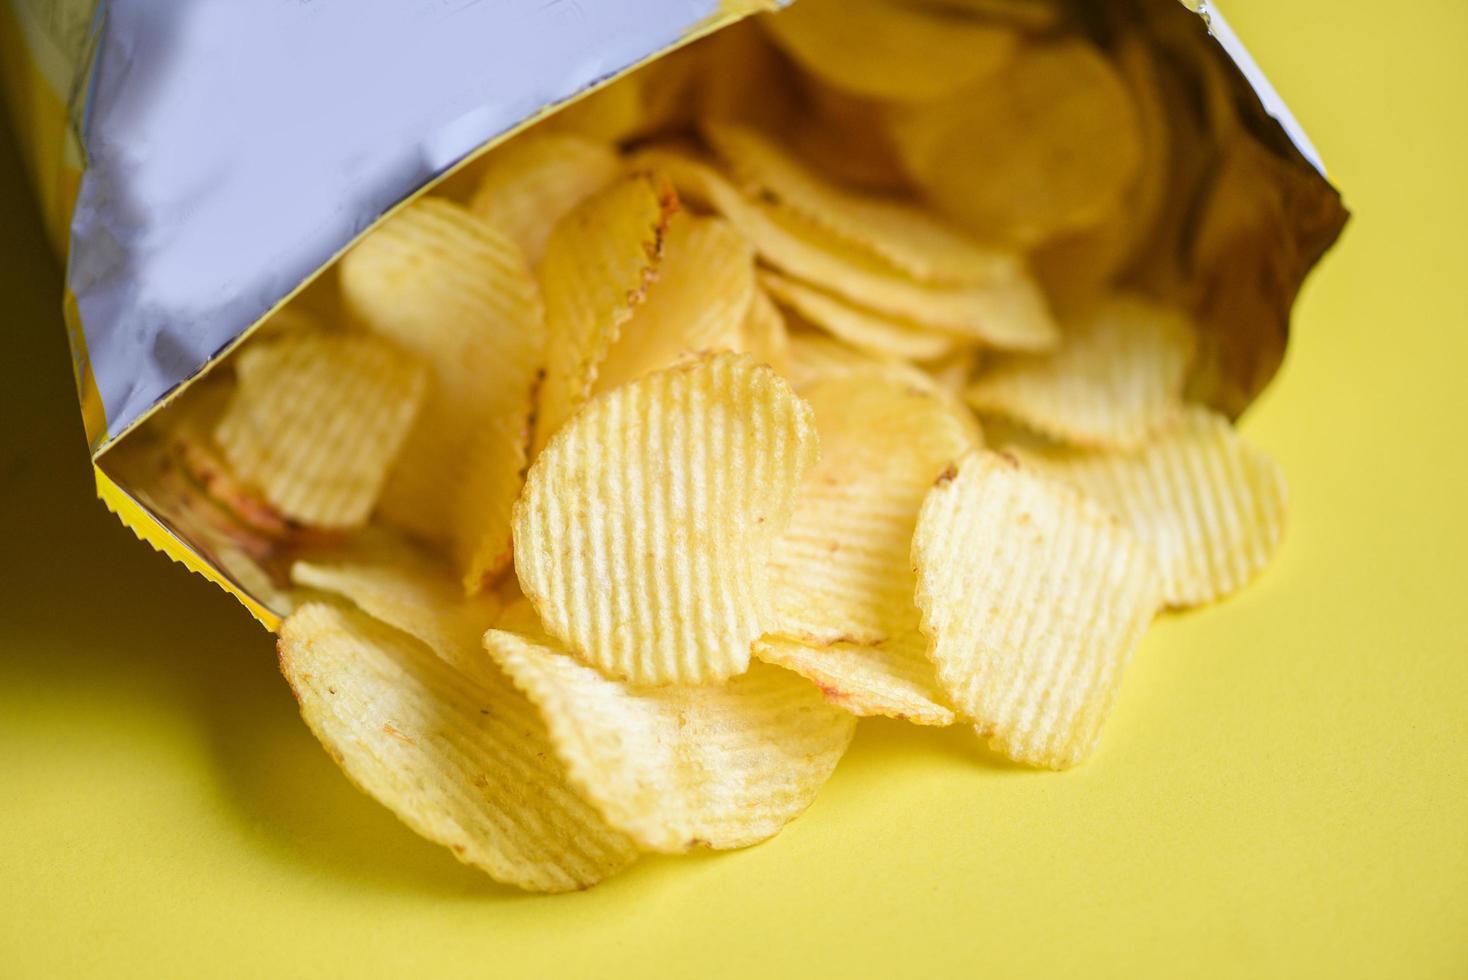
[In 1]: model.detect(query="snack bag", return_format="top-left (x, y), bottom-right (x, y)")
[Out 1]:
top-left (1, 0), bottom-right (1347, 890)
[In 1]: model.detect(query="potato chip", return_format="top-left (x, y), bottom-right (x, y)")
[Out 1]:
top-left (215, 330), bottom-right (427, 529)
top-left (760, 270), bottom-right (959, 361)
top-left (467, 133), bottom-right (620, 265)
top-left (772, 373), bottom-right (975, 645)
top-left (633, 148), bottom-right (1057, 350)
top-left (291, 543), bottom-right (500, 678)
top-left (277, 603), bottom-right (639, 891)
top-left (891, 38), bottom-right (1142, 246)
top-left (740, 284), bottom-right (792, 374)
top-left (593, 213), bottom-right (755, 394)
top-left (761, 0), bottom-right (1019, 102)
top-left (1013, 405), bottom-right (1288, 608)
top-left (704, 121), bottom-right (1014, 285)
top-left (533, 173), bottom-right (678, 455)
top-left (965, 294), bottom-right (1195, 450)
top-left (339, 197), bottom-right (544, 590)
top-left (485, 627), bottom-right (856, 852)
top-left (514, 353), bottom-right (818, 685)
top-left (912, 450), bottom-right (1163, 768)
top-left (755, 633), bottom-right (956, 726)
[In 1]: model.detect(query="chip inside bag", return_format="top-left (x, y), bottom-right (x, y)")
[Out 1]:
top-left (66, 0), bottom-right (1347, 890)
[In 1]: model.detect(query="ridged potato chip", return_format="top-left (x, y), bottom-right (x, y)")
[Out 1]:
top-left (467, 133), bottom-right (620, 265)
top-left (277, 603), bottom-right (639, 892)
top-left (755, 633), bottom-right (956, 726)
top-left (1014, 405), bottom-right (1288, 608)
top-left (741, 284), bottom-right (792, 374)
top-left (965, 294), bottom-right (1195, 450)
top-left (514, 353), bottom-right (818, 685)
top-left (772, 373), bottom-right (975, 645)
top-left (214, 330), bottom-right (427, 529)
top-left (339, 197), bottom-right (544, 590)
top-left (704, 121), bottom-right (1013, 285)
top-left (761, 0), bottom-right (1019, 102)
top-left (761, 270), bottom-right (959, 361)
top-left (912, 450), bottom-right (1163, 768)
top-left (593, 212), bottom-right (755, 394)
top-left (533, 173), bottom-right (678, 455)
top-left (632, 148), bottom-right (1058, 351)
top-left (291, 543), bottom-right (500, 677)
top-left (891, 38), bottom-right (1142, 245)
top-left (485, 627), bottom-right (856, 852)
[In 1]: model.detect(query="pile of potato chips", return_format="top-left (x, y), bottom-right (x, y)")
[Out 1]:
top-left (117, 0), bottom-right (1290, 891)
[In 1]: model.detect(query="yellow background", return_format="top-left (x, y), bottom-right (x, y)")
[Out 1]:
top-left (2, 1), bottom-right (1465, 976)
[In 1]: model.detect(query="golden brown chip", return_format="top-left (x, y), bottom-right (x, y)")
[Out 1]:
top-left (339, 197), bottom-right (544, 590)
top-left (891, 38), bottom-right (1142, 245)
top-left (705, 121), bottom-right (1013, 285)
top-left (1013, 405), bottom-right (1288, 608)
top-left (214, 330), bottom-right (427, 529)
top-left (514, 352), bottom-right (818, 685)
top-left (772, 373), bottom-right (976, 645)
top-left (740, 284), bottom-right (792, 374)
top-left (912, 450), bottom-right (1163, 768)
top-left (467, 132), bottom-right (620, 265)
top-left (761, 0), bottom-right (1019, 102)
top-left (965, 294), bottom-right (1195, 450)
top-left (634, 148), bottom-right (1056, 350)
top-left (278, 603), bottom-right (639, 891)
top-left (290, 543), bottom-right (500, 677)
top-left (533, 173), bottom-right (678, 455)
top-left (755, 632), bottom-right (955, 726)
top-left (761, 270), bottom-right (959, 361)
top-left (593, 213), bottom-right (755, 394)
top-left (485, 627), bottom-right (856, 853)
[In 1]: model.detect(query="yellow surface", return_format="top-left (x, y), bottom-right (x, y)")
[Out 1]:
top-left (1, 1), bottom-right (1465, 975)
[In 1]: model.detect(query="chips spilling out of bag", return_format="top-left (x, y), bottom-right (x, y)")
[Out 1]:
top-left (125, 0), bottom-right (1294, 890)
